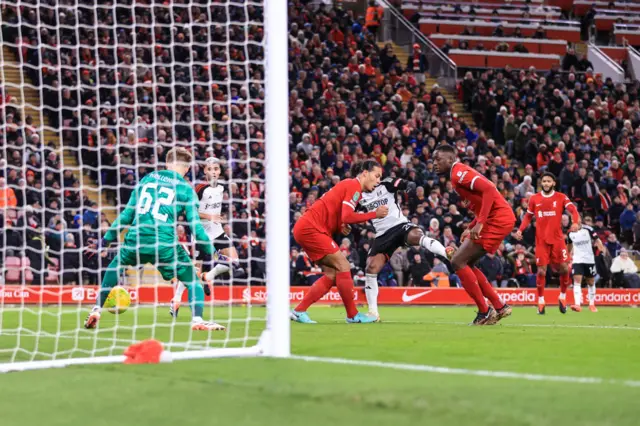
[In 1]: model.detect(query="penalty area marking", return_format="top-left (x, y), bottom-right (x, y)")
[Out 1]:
top-left (292, 355), bottom-right (640, 388)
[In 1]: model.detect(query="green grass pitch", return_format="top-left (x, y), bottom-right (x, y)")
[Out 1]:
top-left (1, 305), bottom-right (640, 426)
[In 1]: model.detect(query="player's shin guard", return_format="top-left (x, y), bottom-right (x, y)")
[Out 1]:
top-left (456, 266), bottom-right (489, 313)
top-left (559, 272), bottom-right (571, 295)
top-left (420, 235), bottom-right (447, 258)
top-left (472, 267), bottom-right (504, 310)
top-left (365, 274), bottom-right (379, 315)
top-left (294, 275), bottom-right (334, 312)
top-left (536, 273), bottom-right (546, 303)
top-left (335, 271), bottom-right (359, 318)
top-left (573, 281), bottom-right (582, 306)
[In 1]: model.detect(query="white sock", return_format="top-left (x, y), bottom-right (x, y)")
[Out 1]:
top-left (192, 316), bottom-right (203, 323)
top-left (539, 296), bottom-right (545, 305)
top-left (420, 235), bottom-right (447, 258)
top-left (588, 284), bottom-right (596, 305)
top-left (173, 280), bottom-right (186, 302)
top-left (559, 292), bottom-right (566, 301)
top-left (365, 273), bottom-right (379, 314)
top-left (91, 305), bottom-right (102, 314)
top-left (573, 282), bottom-right (582, 306)
top-left (205, 264), bottom-right (231, 281)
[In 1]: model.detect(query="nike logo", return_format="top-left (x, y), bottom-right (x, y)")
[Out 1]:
top-left (401, 289), bottom-right (433, 303)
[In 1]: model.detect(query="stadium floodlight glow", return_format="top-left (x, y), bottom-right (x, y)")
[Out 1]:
top-left (0, 0), bottom-right (289, 372)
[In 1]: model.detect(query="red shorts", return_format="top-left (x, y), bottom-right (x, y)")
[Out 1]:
top-left (472, 215), bottom-right (516, 254)
top-left (293, 216), bottom-right (339, 262)
top-left (535, 240), bottom-right (569, 267)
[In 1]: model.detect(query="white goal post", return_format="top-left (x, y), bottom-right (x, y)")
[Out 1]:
top-left (0, 0), bottom-right (290, 372)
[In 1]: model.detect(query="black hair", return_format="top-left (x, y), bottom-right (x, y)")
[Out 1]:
top-left (541, 171), bottom-right (557, 182)
top-left (351, 160), bottom-right (381, 176)
top-left (434, 143), bottom-right (456, 155)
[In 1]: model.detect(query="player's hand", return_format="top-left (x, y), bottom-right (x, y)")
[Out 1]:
top-left (470, 223), bottom-right (483, 240)
top-left (460, 229), bottom-right (471, 242)
top-left (514, 230), bottom-right (523, 241)
top-left (341, 224), bottom-right (352, 236)
top-left (375, 205), bottom-right (389, 218)
top-left (570, 222), bottom-right (581, 233)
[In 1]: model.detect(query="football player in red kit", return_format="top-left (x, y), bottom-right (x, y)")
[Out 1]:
top-left (433, 145), bottom-right (515, 325)
top-left (515, 172), bottom-right (581, 315)
top-left (291, 160), bottom-right (389, 324)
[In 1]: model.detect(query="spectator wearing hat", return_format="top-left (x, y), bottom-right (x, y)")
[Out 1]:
top-left (406, 43), bottom-right (428, 84)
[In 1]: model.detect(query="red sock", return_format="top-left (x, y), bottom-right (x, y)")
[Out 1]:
top-left (536, 274), bottom-right (546, 299)
top-left (295, 274), bottom-right (334, 312)
top-left (456, 266), bottom-right (489, 313)
top-left (472, 267), bottom-right (504, 310)
top-left (559, 272), bottom-right (570, 294)
top-left (335, 271), bottom-right (359, 318)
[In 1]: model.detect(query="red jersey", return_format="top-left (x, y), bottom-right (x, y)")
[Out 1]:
top-left (450, 162), bottom-right (514, 225)
top-left (525, 191), bottom-right (573, 243)
top-left (306, 178), bottom-right (375, 234)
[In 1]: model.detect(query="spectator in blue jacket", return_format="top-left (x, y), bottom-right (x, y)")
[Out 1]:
top-left (620, 203), bottom-right (637, 246)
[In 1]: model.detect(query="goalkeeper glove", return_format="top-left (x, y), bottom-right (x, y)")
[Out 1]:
top-left (405, 181), bottom-right (417, 194)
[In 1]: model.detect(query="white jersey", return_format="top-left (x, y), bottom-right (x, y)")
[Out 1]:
top-left (568, 225), bottom-right (598, 265)
top-left (358, 178), bottom-right (407, 237)
top-left (197, 183), bottom-right (224, 240)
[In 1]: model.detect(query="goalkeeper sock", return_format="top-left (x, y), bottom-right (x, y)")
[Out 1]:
top-left (184, 282), bottom-right (205, 319)
top-left (472, 267), bottom-right (504, 310)
top-left (295, 274), bottom-right (333, 312)
top-left (336, 271), bottom-right (359, 318)
top-left (173, 281), bottom-right (186, 302)
top-left (364, 274), bottom-right (379, 314)
top-left (456, 266), bottom-right (489, 313)
top-left (204, 264), bottom-right (231, 281)
top-left (96, 257), bottom-right (121, 308)
top-left (573, 281), bottom-right (582, 306)
top-left (588, 284), bottom-right (596, 305)
top-left (420, 235), bottom-right (447, 258)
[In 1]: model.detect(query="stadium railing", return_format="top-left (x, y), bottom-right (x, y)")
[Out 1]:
top-left (379, 0), bottom-right (457, 92)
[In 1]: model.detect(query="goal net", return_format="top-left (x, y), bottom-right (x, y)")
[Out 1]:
top-left (0, 0), bottom-right (289, 371)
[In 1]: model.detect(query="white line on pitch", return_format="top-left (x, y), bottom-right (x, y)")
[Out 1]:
top-left (292, 355), bottom-right (640, 388)
top-left (333, 320), bottom-right (640, 331)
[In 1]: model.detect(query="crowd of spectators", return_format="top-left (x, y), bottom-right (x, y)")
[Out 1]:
top-left (2, 0), bottom-right (640, 289)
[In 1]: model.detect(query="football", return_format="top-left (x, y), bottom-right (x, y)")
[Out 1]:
top-left (104, 287), bottom-right (131, 315)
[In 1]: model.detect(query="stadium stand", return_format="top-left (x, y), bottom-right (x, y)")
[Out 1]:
top-left (2, 0), bottom-right (640, 290)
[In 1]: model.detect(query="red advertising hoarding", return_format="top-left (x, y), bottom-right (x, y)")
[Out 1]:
top-left (1, 286), bottom-right (639, 306)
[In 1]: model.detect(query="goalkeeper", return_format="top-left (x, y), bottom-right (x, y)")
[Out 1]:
top-left (84, 147), bottom-right (225, 331)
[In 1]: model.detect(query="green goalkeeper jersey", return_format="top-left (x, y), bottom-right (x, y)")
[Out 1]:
top-left (103, 170), bottom-right (213, 255)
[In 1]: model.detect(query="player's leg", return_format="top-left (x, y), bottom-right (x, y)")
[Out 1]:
top-left (405, 227), bottom-right (448, 258)
top-left (320, 251), bottom-right (377, 323)
top-left (203, 236), bottom-right (239, 282)
top-left (552, 243), bottom-right (571, 314)
top-left (571, 264), bottom-right (584, 312)
top-left (365, 253), bottom-right (387, 319)
top-left (586, 267), bottom-right (598, 312)
top-left (535, 243), bottom-right (550, 314)
top-left (172, 249), bottom-right (225, 330)
top-left (85, 248), bottom-right (136, 329)
top-left (291, 267), bottom-right (335, 323)
top-left (450, 239), bottom-right (497, 325)
top-left (171, 247), bottom-right (209, 318)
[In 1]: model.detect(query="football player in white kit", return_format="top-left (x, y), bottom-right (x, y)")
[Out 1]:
top-left (170, 157), bottom-right (239, 317)
top-left (567, 216), bottom-right (605, 312)
top-left (356, 177), bottom-right (452, 320)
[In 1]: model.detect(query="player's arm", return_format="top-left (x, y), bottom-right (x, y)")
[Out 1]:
top-left (103, 187), bottom-right (138, 244)
top-left (380, 177), bottom-right (416, 194)
top-left (341, 181), bottom-right (387, 225)
top-left (184, 188), bottom-right (214, 255)
top-left (564, 195), bottom-right (581, 231)
top-left (516, 198), bottom-right (535, 240)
